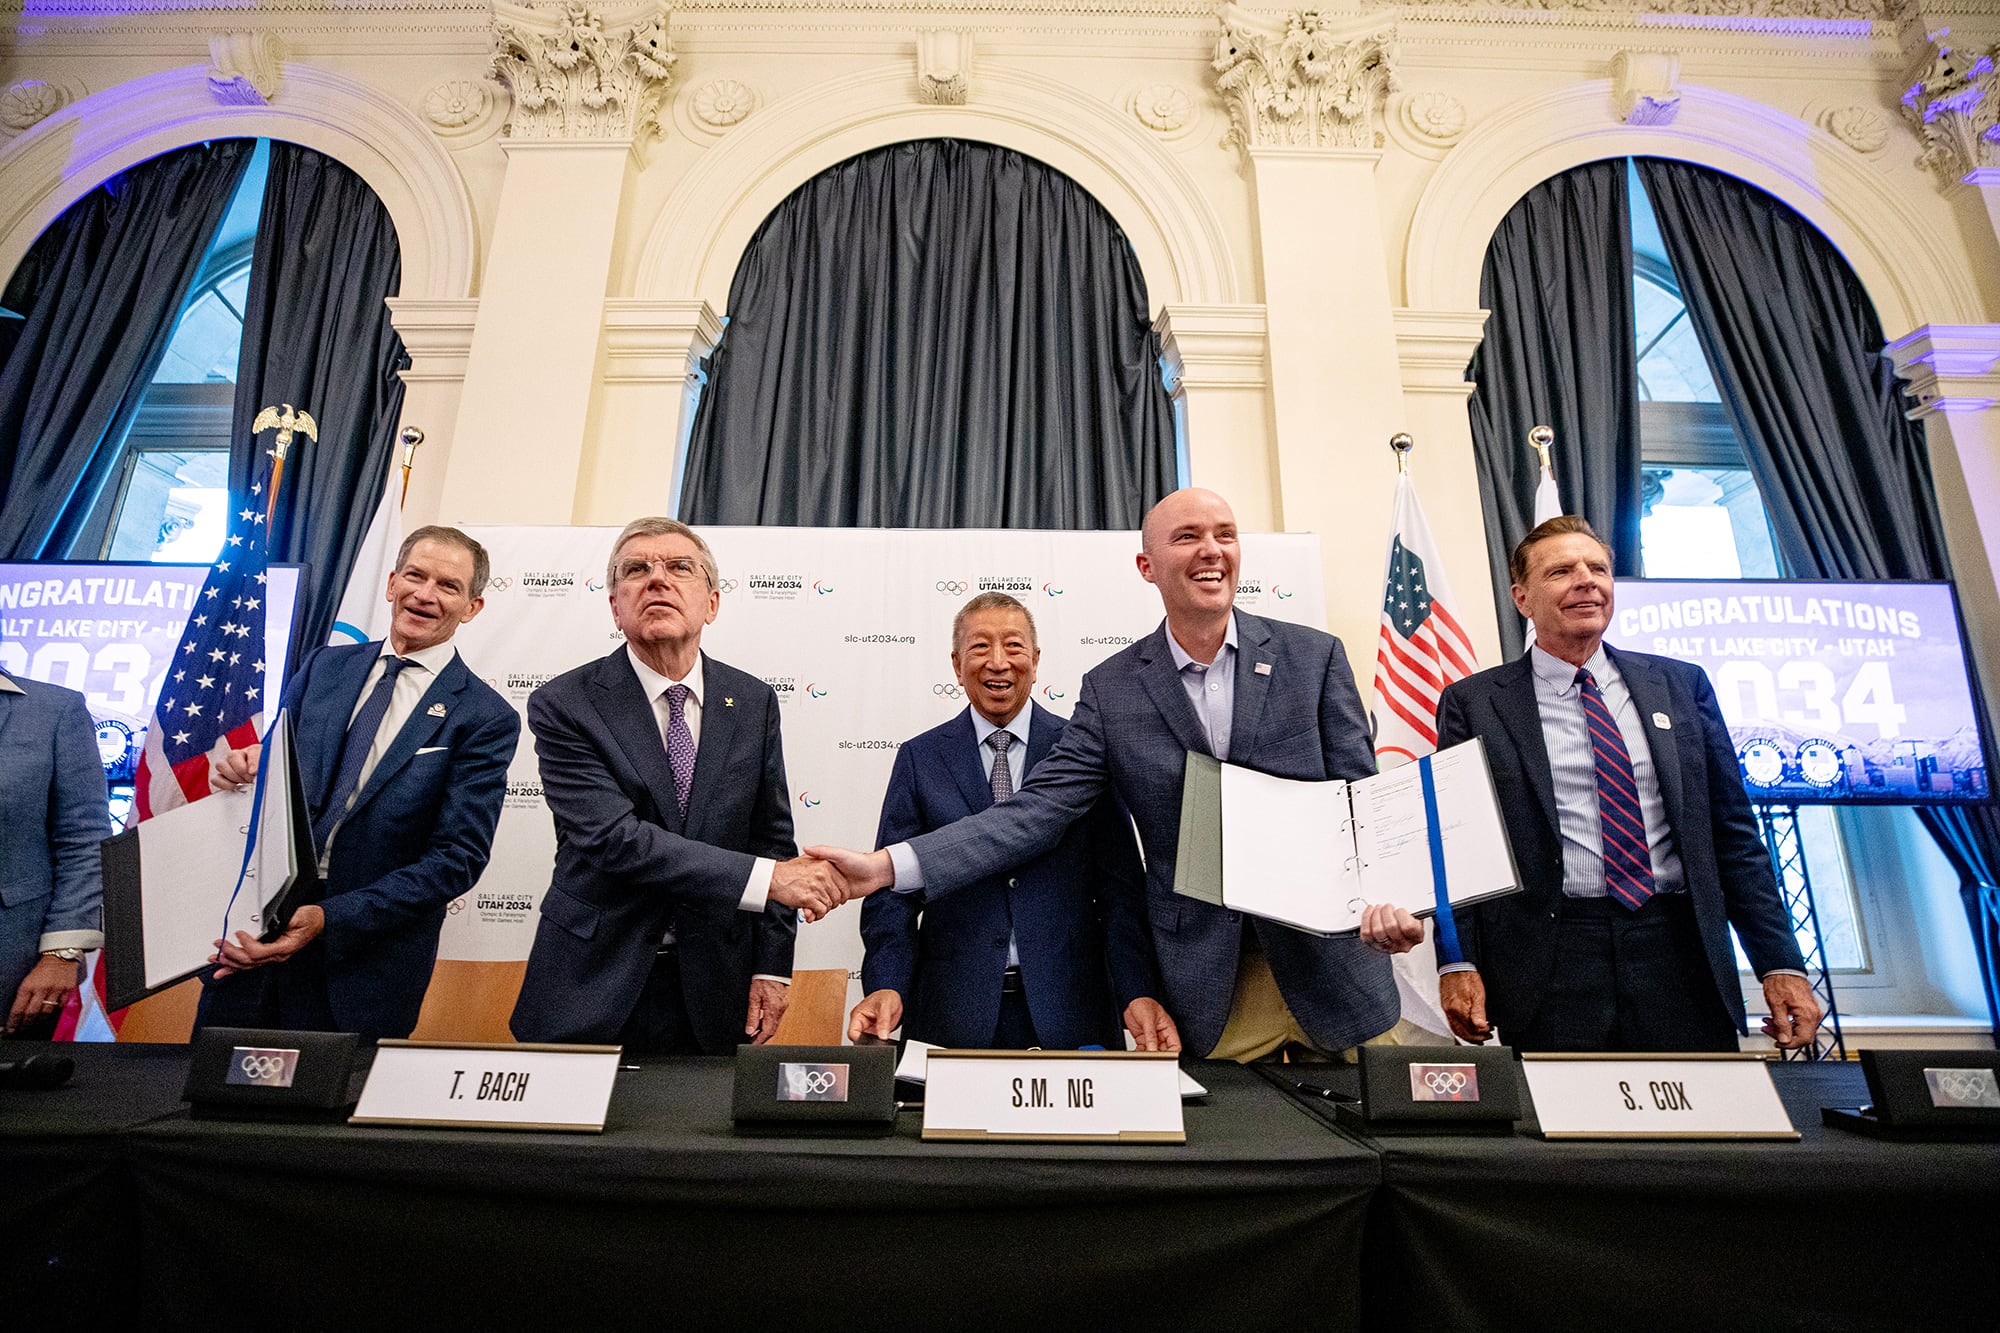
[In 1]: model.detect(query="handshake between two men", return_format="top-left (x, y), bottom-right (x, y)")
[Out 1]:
top-left (765, 847), bottom-right (892, 924)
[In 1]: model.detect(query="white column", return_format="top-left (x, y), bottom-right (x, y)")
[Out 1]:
top-left (1889, 324), bottom-right (2000, 736)
top-left (384, 297), bottom-right (478, 529)
top-left (1154, 303), bottom-right (1277, 532)
top-left (434, 0), bottom-right (677, 525)
top-left (1395, 307), bottom-right (1500, 667)
top-left (583, 298), bottom-right (723, 524)
top-left (1212, 6), bottom-right (1407, 650)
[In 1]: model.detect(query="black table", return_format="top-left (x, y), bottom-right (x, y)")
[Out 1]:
top-left (119, 1057), bottom-right (1374, 1331)
top-left (0, 1043), bottom-right (190, 1315)
top-left (1330, 1061), bottom-right (2000, 1333)
top-left (10, 1046), bottom-right (2000, 1331)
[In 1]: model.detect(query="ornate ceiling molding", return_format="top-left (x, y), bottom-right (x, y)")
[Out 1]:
top-left (1211, 4), bottom-right (1399, 155)
top-left (207, 31), bottom-right (282, 106)
top-left (1901, 27), bottom-right (2000, 187)
top-left (491, 1), bottom-right (678, 143)
top-left (916, 28), bottom-right (974, 104)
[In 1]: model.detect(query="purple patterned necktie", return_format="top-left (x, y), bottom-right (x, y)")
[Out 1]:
top-left (665, 682), bottom-right (695, 817)
top-left (1575, 668), bottom-right (1656, 909)
top-left (988, 730), bottom-right (1015, 804)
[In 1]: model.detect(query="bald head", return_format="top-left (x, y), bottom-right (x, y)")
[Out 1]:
top-left (1141, 488), bottom-right (1235, 554)
top-left (1136, 488), bottom-right (1240, 643)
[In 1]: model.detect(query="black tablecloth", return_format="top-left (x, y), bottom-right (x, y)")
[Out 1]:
top-left (0, 1043), bottom-right (191, 1314)
top-left (1336, 1061), bottom-right (2000, 1333)
top-left (10, 1045), bottom-right (2000, 1331)
top-left (121, 1057), bottom-right (1374, 1331)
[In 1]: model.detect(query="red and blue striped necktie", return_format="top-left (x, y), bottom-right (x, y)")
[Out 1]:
top-left (1575, 667), bottom-right (1656, 909)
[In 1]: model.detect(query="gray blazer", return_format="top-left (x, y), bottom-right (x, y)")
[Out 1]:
top-left (908, 611), bottom-right (1398, 1057)
top-left (0, 671), bottom-right (109, 1009)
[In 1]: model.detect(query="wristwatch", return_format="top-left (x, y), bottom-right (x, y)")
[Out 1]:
top-left (43, 948), bottom-right (85, 963)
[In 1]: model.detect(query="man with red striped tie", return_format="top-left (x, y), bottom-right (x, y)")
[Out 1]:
top-left (1434, 516), bottom-right (1822, 1052)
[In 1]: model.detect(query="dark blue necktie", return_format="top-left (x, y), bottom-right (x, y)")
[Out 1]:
top-left (1575, 667), bottom-right (1656, 909)
top-left (314, 656), bottom-right (415, 858)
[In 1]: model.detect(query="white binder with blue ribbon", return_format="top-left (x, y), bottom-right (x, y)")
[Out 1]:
top-left (1172, 737), bottom-right (1521, 937)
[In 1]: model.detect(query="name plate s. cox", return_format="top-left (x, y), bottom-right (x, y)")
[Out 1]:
top-left (922, 1050), bottom-right (1185, 1143)
top-left (1520, 1053), bottom-right (1799, 1140)
top-left (350, 1040), bottom-right (622, 1133)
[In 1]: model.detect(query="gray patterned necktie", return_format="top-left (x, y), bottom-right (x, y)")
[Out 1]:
top-left (988, 730), bottom-right (1015, 804)
top-left (665, 683), bottom-right (695, 816)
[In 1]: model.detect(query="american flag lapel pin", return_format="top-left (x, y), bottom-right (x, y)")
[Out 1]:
top-left (1254, 662), bottom-right (1272, 676)
top-left (428, 703), bottom-right (447, 717)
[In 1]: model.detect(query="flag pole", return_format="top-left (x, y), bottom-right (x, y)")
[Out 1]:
top-left (398, 425), bottom-right (425, 508)
top-left (1389, 431), bottom-right (1414, 474)
top-left (1528, 424), bottom-right (1554, 480)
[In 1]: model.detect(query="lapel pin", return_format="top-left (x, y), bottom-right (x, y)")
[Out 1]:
top-left (1652, 711), bottom-right (1671, 730)
top-left (724, 697), bottom-right (734, 707)
top-left (428, 703), bottom-right (447, 717)
top-left (1254, 662), bottom-right (1272, 676)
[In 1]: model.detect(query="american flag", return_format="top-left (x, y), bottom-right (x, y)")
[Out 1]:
top-left (1372, 471), bottom-right (1478, 769)
top-left (134, 467), bottom-right (273, 819)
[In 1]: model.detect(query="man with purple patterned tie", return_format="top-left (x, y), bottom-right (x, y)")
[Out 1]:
top-left (509, 518), bottom-right (849, 1054)
top-left (1434, 516), bottom-right (1822, 1052)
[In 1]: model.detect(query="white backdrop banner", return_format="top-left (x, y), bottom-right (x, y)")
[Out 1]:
top-left (441, 526), bottom-right (1329, 972)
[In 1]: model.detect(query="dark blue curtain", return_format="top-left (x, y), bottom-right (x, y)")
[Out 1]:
top-left (1465, 159), bottom-right (1641, 659)
top-left (228, 142), bottom-right (408, 656)
top-left (1637, 157), bottom-right (2000, 1041)
top-left (681, 139), bottom-right (1177, 529)
top-left (0, 140), bottom-right (252, 558)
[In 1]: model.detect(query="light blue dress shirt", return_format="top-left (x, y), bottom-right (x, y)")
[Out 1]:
top-left (1166, 613), bottom-right (1240, 761)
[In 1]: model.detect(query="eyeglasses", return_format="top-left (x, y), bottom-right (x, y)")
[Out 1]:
top-left (616, 556), bottom-right (709, 586)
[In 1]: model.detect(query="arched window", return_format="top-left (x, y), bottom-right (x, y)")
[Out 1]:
top-left (66, 141), bottom-right (272, 563)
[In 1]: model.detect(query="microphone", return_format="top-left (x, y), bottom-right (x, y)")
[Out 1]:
top-left (0, 1053), bottom-right (76, 1091)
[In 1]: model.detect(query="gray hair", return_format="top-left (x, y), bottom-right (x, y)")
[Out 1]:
top-left (397, 525), bottom-right (491, 599)
top-left (951, 591), bottom-right (1037, 654)
top-left (608, 517), bottom-right (719, 590)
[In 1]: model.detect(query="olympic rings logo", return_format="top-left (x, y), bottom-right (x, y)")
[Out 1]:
top-left (933, 683), bottom-right (964, 698)
top-left (718, 578), bottom-right (739, 593)
top-left (1424, 1070), bottom-right (1469, 1096)
top-left (936, 580), bottom-right (968, 595)
top-left (240, 1054), bottom-right (288, 1081)
top-left (486, 577), bottom-right (513, 591)
top-left (1938, 1071), bottom-right (1996, 1103)
top-left (802, 1070), bottom-right (838, 1095)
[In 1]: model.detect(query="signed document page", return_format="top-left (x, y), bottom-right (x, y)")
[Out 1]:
top-left (1217, 765), bottom-right (1362, 933)
top-left (1349, 737), bottom-right (1518, 921)
top-left (1207, 739), bottom-right (1519, 935)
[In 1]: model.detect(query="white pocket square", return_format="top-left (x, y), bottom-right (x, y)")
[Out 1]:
top-left (416, 746), bottom-right (448, 755)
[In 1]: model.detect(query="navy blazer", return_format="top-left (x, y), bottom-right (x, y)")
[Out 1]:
top-left (510, 648), bottom-right (797, 1052)
top-left (1435, 646), bottom-right (1805, 1037)
top-left (283, 641), bottom-right (519, 1040)
top-left (907, 611), bottom-right (1398, 1059)
top-left (863, 702), bottom-right (1155, 1049)
top-left (0, 672), bottom-right (109, 1010)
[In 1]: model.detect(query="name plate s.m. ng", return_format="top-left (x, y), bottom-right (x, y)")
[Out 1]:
top-left (1520, 1053), bottom-right (1798, 1140)
top-left (350, 1040), bottom-right (621, 1133)
top-left (921, 1050), bottom-right (1185, 1143)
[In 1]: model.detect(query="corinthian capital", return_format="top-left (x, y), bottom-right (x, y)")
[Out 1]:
top-left (1901, 27), bottom-right (2000, 188)
top-left (492, 1), bottom-right (677, 144)
top-left (1212, 4), bottom-right (1397, 156)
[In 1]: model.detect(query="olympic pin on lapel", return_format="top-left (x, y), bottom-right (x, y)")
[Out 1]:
top-left (1652, 712), bottom-right (1671, 730)
top-left (428, 703), bottom-right (447, 717)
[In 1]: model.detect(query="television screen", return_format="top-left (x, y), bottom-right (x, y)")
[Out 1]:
top-left (0, 562), bottom-right (303, 786)
top-left (1608, 579), bottom-right (1989, 804)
